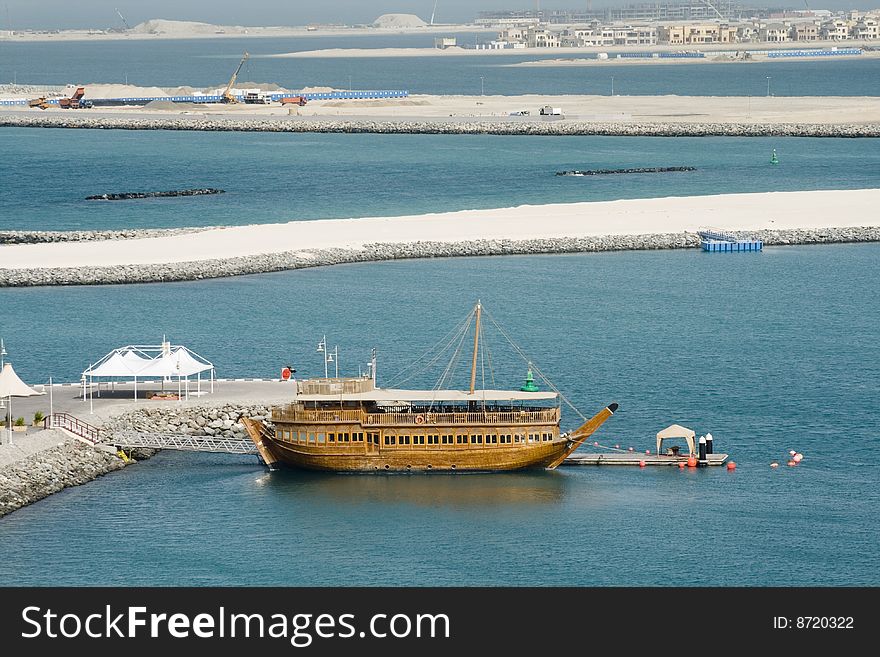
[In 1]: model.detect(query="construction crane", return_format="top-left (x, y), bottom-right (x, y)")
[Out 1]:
top-left (115, 8), bottom-right (131, 30)
top-left (222, 51), bottom-right (249, 104)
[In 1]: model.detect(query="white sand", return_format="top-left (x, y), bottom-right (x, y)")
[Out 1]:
top-left (1, 190), bottom-right (877, 270)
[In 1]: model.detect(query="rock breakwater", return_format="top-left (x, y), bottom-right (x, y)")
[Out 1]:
top-left (1, 227), bottom-right (879, 287)
top-left (2, 113), bottom-right (879, 137)
top-left (0, 438), bottom-right (128, 517)
top-left (103, 403), bottom-right (273, 441)
top-left (85, 188), bottom-right (224, 201)
top-left (0, 227), bottom-right (210, 245)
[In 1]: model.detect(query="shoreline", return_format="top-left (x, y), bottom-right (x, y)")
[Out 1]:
top-left (1, 228), bottom-right (878, 288)
top-left (2, 112), bottom-right (879, 137)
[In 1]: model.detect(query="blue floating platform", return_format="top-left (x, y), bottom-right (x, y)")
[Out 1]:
top-left (698, 230), bottom-right (762, 252)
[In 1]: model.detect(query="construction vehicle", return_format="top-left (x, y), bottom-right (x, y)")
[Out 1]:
top-left (28, 97), bottom-right (50, 110)
top-left (221, 52), bottom-right (249, 104)
top-left (280, 95), bottom-right (308, 106)
top-left (58, 86), bottom-right (92, 109)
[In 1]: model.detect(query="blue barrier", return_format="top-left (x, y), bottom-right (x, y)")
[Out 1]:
top-left (659, 52), bottom-right (706, 58)
top-left (768, 48), bottom-right (862, 58)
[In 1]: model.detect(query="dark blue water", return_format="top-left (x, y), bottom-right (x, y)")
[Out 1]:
top-left (1, 35), bottom-right (879, 95)
top-left (2, 128), bottom-right (879, 231)
top-left (0, 246), bottom-right (878, 585)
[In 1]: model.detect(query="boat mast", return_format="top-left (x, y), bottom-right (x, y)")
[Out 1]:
top-left (469, 301), bottom-right (482, 394)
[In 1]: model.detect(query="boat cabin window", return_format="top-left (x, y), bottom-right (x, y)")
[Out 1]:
top-left (414, 435), bottom-right (425, 445)
top-left (317, 433), bottom-right (325, 444)
top-left (353, 432), bottom-right (364, 442)
top-left (441, 435), bottom-right (453, 445)
top-left (308, 432), bottom-right (316, 444)
top-left (400, 435), bottom-right (411, 445)
top-left (471, 434), bottom-right (483, 444)
top-left (298, 432), bottom-right (306, 443)
top-left (341, 432), bottom-right (350, 442)
top-left (487, 434), bottom-right (498, 444)
top-left (384, 436), bottom-right (396, 446)
top-left (542, 433), bottom-right (551, 442)
top-left (456, 435), bottom-right (467, 444)
top-left (514, 434), bottom-right (522, 443)
top-left (328, 432), bottom-right (335, 443)
top-left (275, 429), bottom-right (282, 440)
top-left (369, 432), bottom-right (380, 444)
top-left (427, 435), bottom-right (439, 445)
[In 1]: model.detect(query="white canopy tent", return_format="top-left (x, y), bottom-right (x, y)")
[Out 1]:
top-left (656, 423), bottom-right (696, 456)
top-left (82, 343), bottom-right (215, 403)
top-left (0, 362), bottom-right (44, 445)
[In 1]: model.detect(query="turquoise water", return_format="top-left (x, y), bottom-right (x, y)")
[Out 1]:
top-left (2, 35), bottom-right (879, 95)
top-left (0, 246), bottom-right (878, 585)
top-left (2, 128), bottom-right (879, 231)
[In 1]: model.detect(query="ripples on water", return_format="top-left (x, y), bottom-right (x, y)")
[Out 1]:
top-left (0, 246), bottom-right (878, 585)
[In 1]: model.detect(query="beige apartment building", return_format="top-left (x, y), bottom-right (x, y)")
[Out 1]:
top-left (790, 22), bottom-right (821, 41)
top-left (657, 23), bottom-right (737, 44)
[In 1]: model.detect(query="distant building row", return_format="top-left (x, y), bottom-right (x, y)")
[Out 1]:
top-left (491, 13), bottom-right (879, 48)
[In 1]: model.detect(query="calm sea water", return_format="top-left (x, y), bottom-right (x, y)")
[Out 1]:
top-left (1, 128), bottom-right (879, 232)
top-left (0, 246), bottom-right (878, 585)
top-left (1, 34), bottom-right (879, 95)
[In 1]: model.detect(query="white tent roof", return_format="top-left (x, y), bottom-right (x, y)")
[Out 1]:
top-left (136, 348), bottom-right (213, 378)
top-left (656, 423), bottom-right (696, 455)
top-left (0, 363), bottom-right (43, 398)
top-left (84, 344), bottom-right (214, 379)
top-left (297, 388), bottom-right (558, 403)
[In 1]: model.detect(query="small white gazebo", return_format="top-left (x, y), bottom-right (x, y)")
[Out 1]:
top-left (656, 424), bottom-right (696, 456)
top-left (0, 362), bottom-right (44, 445)
top-left (82, 341), bottom-right (215, 402)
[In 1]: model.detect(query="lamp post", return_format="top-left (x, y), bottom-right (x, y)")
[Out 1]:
top-left (480, 76), bottom-right (484, 96)
top-left (317, 336), bottom-right (339, 379)
top-left (766, 76), bottom-right (771, 97)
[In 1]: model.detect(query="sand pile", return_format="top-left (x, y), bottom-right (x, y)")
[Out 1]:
top-left (372, 14), bottom-right (427, 29)
top-left (131, 19), bottom-right (242, 35)
top-left (84, 84), bottom-right (169, 98)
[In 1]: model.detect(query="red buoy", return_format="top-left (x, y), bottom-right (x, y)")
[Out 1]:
top-left (727, 461), bottom-right (736, 471)
top-left (678, 462), bottom-right (686, 469)
top-left (280, 367), bottom-right (291, 381)
top-left (787, 460), bottom-right (797, 466)
top-left (639, 460), bottom-right (646, 468)
top-left (793, 453), bottom-right (803, 463)
top-left (687, 455), bottom-right (697, 468)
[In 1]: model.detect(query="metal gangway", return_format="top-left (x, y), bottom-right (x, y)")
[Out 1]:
top-left (114, 430), bottom-right (258, 455)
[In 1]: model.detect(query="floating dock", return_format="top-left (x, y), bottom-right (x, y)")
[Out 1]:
top-left (698, 229), bottom-right (763, 252)
top-left (562, 452), bottom-right (729, 466)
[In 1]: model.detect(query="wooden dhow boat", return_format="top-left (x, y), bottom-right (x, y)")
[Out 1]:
top-left (244, 302), bottom-right (617, 473)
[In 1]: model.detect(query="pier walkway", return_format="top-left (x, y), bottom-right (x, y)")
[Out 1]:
top-left (115, 430), bottom-right (257, 455)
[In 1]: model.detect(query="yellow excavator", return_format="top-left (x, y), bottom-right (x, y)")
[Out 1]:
top-left (221, 51), bottom-right (249, 104)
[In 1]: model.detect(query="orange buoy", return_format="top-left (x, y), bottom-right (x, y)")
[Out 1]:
top-left (678, 462), bottom-right (686, 469)
top-left (639, 460), bottom-right (646, 468)
top-left (687, 455), bottom-right (697, 468)
top-left (793, 453), bottom-right (803, 463)
top-left (770, 462), bottom-right (779, 468)
top-left (726, 461), bottom-right (736, 471)
top-left (787, 460), bottom-right (797, 466)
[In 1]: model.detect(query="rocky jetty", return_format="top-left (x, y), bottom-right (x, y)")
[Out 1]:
top-left (0, 227), bottom-right (210, 245)
top-left (0, 439), bottom-right (128, 517)
top-left (103, 403), bottom-right (273, 441)
top-left (557, 166), bottom-right (696, 176)
top-left (2, 113), bottom-right (879, 137)
top-left (1, 227), bottom-right (879, 287)
top-left (85, 188), bottom-right (224, 201)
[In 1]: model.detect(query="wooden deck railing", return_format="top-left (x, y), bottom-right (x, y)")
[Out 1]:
top-left (272, 406), bottom-right (559, 426)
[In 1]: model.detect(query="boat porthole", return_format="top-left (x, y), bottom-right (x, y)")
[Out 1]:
top-left (384, 464), bottom-right (390, 470)
top-left (451, 465), bottom-right (456, 470)
top-left (426, 464), bottom-right (432, 470)
top-left (406, 464), bottom-right (412, 470)
top-left (374, 466), bottom-right (379, 470)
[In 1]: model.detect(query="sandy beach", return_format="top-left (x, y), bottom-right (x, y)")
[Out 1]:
top-left (3, 92), bottom-right (880, 127)
top-left (1, 190), bottom-right (877, 271)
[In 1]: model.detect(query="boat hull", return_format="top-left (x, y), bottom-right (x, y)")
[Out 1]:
top-left (263, 438), bottom-right (570, 473)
